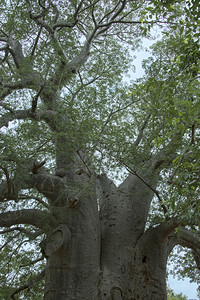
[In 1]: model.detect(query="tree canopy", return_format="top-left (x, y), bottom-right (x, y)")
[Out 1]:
top-left (0, 0), bottom-right (199, 299)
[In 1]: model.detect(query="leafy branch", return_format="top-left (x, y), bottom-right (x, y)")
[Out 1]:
top-left (10, 269), bottom-right (45, 299)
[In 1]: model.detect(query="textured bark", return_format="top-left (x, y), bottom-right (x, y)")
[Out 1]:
top-left (1, 151), bottom-right (195, 299)
top-left (42, 191), bottom-right (101, 300)
top-left (1, 2), bottom-right (199, 299)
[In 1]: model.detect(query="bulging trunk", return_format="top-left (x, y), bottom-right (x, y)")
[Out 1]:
top-left (43, 191), bottom-right (101, 299)
top-left (42, 192), bottom-right (168, 300)
top-left (132, 227), bottom-right (168, 300)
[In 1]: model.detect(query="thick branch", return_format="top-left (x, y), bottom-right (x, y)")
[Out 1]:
top-left (167, 228), bottom-right (200, 270)
top-left (29, 173), bottom-right (69, 206)
top-left (156, 218), bottom-right (184, 238)
top-left (0, 226), bottom-right (43, 239)
top-left (177, 228), bottom-right (200, 251)
top-left (8, 38), bottom-right (24, 68)
top-left (0, 109), bottom-right (32, 128)
top-left (0, 159), bottom-right (69, 207)
top-left (121, 162), bottom-right (168, 216)
top-left (0, 107), bottom-right (55, 128)
top-left (66, 36), bottom-right (92, 73)
top-left (52, 20), bottom-right (78, 30)
top-left (19, 195), bottom-right (49, 209)
top-left (0, 75), bottom-right (42, 102)
top-left (0, 209), bottom-right (56, 233)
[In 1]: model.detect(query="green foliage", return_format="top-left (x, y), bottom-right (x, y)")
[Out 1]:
top-left (167, 286), bottom-right (188, 300)
top-left (0, 0), bottom-right (199, 298)
top-left (0, 228), bottom-right (45, 299)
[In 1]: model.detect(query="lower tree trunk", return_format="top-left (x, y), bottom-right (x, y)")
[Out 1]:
top-left (43, 192), bottom-right (101, 300)
top-left (42, 223), bottom-right (168, 299)
top-left (42, 176), bottom-right (169, 299)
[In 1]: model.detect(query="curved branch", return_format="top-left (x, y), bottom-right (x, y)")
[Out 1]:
top-left (0, 209), bottom-right (56, 233)
top-left (52, 20), bottom-right (78, 30)
top-left (19, 195), bottom-right (49, 209)
top-left (0, 226), bottom-right (43, 238)
top-left (177, 228), bottom-right (200, 249)
top-left (155, 218), bottom-right (184, 238)
top-left (167, 228), bottom-right (200, 270)
top-left (154, 220), bottom-right (200, 268)
top-left (0, 159), bottom-right (69, 206)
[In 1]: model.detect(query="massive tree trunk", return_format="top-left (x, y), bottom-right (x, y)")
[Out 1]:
top-left (36, 158), bottom-right (171, 300)
top-left (40, 176), bottom-right (170, 300)
top-left (0, 84), bottom-right (199, 299)
top-left (0, 2), bottom-right (199, 299)
top-left (1, 132), bottom-right (198, 299)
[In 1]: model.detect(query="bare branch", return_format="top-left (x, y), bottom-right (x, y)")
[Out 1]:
top-left (0, 158), bottom-right (69, 206)
top-left (20, 255), bottom-right (44, 267)
top-left (99, 1), bottom-right (121, 24)
top-left (78, 0), bottom-right (100, 15)
top-left (31, 85), bottom-right (44, 114)
top-left (30, 17), bottom-right (54, 34)
top-left (66, 34), bottom-right (93, 73)
top-left (70, 74), bottom-right (101, 103)
top-left (133, 113), bottom-right (151, 147)
top-left (38, 0), bottom-right (46, 10)
top-left (0, 79), bottom-right (41, 102)
top-left (0, 107), bottom-right (55, 128)
top-left (8, 38), bottom-right (24, 68)
top-left (51, 1), bottom-right (60, 24)
top-left (177, 228), bottom-right (200, 250)
top-left (74, 0), bottom-right (85, 19)
top-left (1, 80), bottom-right (24, 90)
top-left (0, 108), bottom-right (32, 128)
top-left (0, 232), bottom-right (20, 251)
top-left (52, 20), bottom-right (78, 30)
top-left (0, 226), bottom-right (43, 238)
top-left (110, 0), bottom-right (127, 21)
top-left (0, 209), bottom-right (56, 233)
top-left (91, 5), bottom-right (97, 27)
top-left (19, 195), bottom-right (49, 209)
top-left (11, 269), bottom-right (45, 299)
top-left (166, 227), bottom-right (200, 270)
top-left (31, 25), bottom-right (43, 57)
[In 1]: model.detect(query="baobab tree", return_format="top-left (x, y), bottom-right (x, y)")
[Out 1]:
top-left (0, 0), bottom-right (199, 299)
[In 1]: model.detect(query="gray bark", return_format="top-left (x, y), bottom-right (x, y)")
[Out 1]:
top-left (0, 3), bottom-right (199, 299)
top-left (1, 144), bottom-right (199, 299)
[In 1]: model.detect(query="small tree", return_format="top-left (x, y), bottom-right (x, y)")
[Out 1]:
top-left (0, 1), bottom-right (199, 299)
